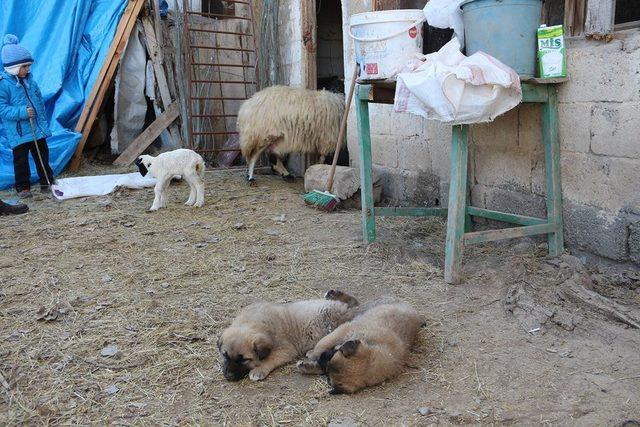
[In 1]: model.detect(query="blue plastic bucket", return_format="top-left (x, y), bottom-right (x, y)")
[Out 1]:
top-left (461, 0), bottom-right (542, 77)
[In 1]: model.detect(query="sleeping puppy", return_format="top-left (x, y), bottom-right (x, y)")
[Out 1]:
top-left (297, 299), bottom-right (424, 394)
top-left (218, 290), bottom-right (359, 382)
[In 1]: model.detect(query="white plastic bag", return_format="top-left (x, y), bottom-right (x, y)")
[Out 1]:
top-left (423, 0), bottom-right (465, 46)
top-left (394, 38), bottom-right (522, 124)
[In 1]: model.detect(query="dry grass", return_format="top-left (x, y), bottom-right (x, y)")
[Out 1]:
top-left (0, 168), bottom-right (638, 426)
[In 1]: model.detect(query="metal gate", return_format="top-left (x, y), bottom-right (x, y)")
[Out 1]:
top-left (182, 0), bottom-right (260, 167)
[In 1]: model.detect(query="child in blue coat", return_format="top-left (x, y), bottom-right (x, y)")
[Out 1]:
top-left (0, 34), bottom-right (53, 198)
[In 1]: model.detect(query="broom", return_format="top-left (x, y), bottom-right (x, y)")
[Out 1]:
top-left (303, 65), bottom-right (358, 212)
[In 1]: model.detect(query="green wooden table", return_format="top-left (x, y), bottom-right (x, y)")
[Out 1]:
top-left (355, 78), bottom-right (565, 284)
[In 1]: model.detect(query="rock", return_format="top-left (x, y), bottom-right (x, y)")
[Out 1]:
top-left (304, 164), bottom-right (380, 201)
top-left (195, 243), bottom-right (208, 249)
top-left (449, 410), bottom-right (462, 418)
top-left (101, 274), bottom-right (112, 283)
top-left (104, 384), bottom-right (119, 395)
top-left (100, 344), bottom-right (119, 357)
top-left (308, 398), bottom-right (319, 406)
top-left (447, 336), bottom-right (459, 347)
top-left (206, 236), bottom-right (221, 243)
top-left (233, 223), bottom-right (245, 230)
top-left (418, 407), bottom-right (431, 416)
top-left (160, 283), bottom-right (170, 289)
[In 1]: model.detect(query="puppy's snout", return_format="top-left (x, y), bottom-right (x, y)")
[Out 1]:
top-left (222, 361), bottom-right (250, 381)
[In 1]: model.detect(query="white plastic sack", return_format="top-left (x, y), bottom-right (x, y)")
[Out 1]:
top-left (423, 0), bottom-right (465, 47)
top-left (394, 38), bottom-right (522, 124)
top-left (51, 173), bottom-right (156, 200)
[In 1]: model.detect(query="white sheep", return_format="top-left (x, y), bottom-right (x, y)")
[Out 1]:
top-left (237, 85), bottom-right (344, 183)
top-left (135, 149), bottom-right (205, 211)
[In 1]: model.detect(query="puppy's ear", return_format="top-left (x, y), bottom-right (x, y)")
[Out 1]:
top-left (338, 340), bottom-right (360, 358)
top-left (252, 334), bottom-right (272, 360)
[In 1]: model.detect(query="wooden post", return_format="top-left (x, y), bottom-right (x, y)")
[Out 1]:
top-left (585, 0), bottom-right (616, 39)
top-left (142, 17), bottom-right (183, 147)
top-left (356, 85), bottom-right (376, 243)
top-left (541, 86), bottom-right (564, 256)
top-left (444, 125), bottom-right (470, 284)
top-left (175, 9), bottom-right (190, 145)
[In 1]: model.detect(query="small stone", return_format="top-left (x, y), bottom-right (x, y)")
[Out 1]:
top-left (265, 229), bottom-right (279, 236)
top-left (418, 407), bottom-right (431, 416)
top-left (160, 283), bottom-right (170, 289)
top-left (447, 336), bottom-right (459, 347)
top-left (309, 398), bottom-right (319, 406)
top-left (449, 410), bottom-right (462, 418)
top-left (328, 417), bottom-right (358, 427)
top-left (145, 288), bottom-right (156, 294)
top-left (100, 344), bottom-right (118, 357)
top-left (123, 222), bottom-right (135, 228)
top-left (233, 223), bottom-right (245, 230)
top-left (0, 244), bottom-right (10, 249)
top-left (206, 236), bottom-right (221, 244)
top-left (273, 214), bottom-right (286, 223)
top-left (104, 384), bottom-right (119, 395)
top-left (195, 243), bottom-right (208, 249)
top-left (101, 274), bottom-right (112, 283)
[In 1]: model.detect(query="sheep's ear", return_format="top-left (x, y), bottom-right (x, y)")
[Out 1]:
top-left (136, 160), bottom-right (148, 177)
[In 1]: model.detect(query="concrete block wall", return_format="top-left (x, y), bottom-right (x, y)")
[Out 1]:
top-left (340, 0), bottom-right (640, 267)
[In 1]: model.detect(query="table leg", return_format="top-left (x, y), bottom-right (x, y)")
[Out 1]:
top-left (445, 125), bottom-right (470, 284)
top-left (356, 88), bottom-right (376, 243)
top-left (541, 86), bottom-right (564, 256)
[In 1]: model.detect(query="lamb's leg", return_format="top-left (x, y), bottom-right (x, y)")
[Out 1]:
top-left (150, 177), bottom-right (168, 211)
top-left (273, 155), bottom-right (294, 182)
top-left (194, 174), bottom-right (205, 208)
top-left (185, 175), bottom-right (196, 206)
top-left (160, 178), bottom-right (171, 208)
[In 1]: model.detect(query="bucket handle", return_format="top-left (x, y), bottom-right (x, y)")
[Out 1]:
top-left (348, 16), bottom-right (426, 42)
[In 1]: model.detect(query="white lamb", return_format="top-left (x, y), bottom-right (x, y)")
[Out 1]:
top-left (135, 149), bottom-right (205, 211)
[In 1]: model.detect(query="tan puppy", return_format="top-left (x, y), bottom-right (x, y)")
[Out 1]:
top-left (297, 299), bottom-right (424, 394)
top-left (218, 290), bottom-right (359, 381)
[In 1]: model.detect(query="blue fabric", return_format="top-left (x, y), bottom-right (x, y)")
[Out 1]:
top-left (0, 0), bottom-right (127, 190)
top-left (1, 34), bottom-right (33, 67)
top-left (0, 71), bottom-right (52, 148)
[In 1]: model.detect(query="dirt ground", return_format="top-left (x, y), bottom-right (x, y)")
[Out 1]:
top-left (1, 167), bottom-right (639, 426)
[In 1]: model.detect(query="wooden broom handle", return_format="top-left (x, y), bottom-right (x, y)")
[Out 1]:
top-left (327, 65), bottom-right (359, 192)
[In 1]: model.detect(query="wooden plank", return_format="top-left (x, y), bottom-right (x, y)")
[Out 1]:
top-left (70, 0), bottom-right (146, 171)
top-left (444, 125), bottom-right (469, 284)
top-left (564, 0), bottom-right (587, 36)
top-left (113, 102), bottom-right (180, 166)
top-left (375, 207), bottom-right (448, 217)
top-left (562, 281), bottom-right (640, 329)
top-left (463, 224), bottom-right (557, 245)
top-left (585, 0), bottom-right (617, 39)
top-left (356, 91), bottom-right (377, 243)
top-left (520, 76), bottom-right (569, 84)
top-left (175, 9), bottom-right (190, 145)
top-left (542, 86), bottom-right (565, 256)
top-left (141, 17), bottom-right (183, 147)
top-left (357, 84), bottom-right (372, 101)
top-left (467, 207), bottom-right (548, 226)
top-left (300, 0), bottom-right (317, 90)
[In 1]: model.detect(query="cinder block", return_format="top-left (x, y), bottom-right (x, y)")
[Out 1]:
top-left (398, 136), bottom-right (431, 172)
top-left (630, 221), bottom-right (640, 265)
top-left (484, 187), bottom-right (547, 219)
top-left (371, 134), bottom-right (399, 168)
top-left (517, 104), bottom-right (542, 154)
top-left (470, 108), bottom-right (518, 149)
top-left (561, 152), bottom-right (640, 212)
top-left (563, 202), bottom-right (630, 261)
top-left (473, 146), bottom-right (532, 193)
top-left (558, 102), bottom-right (592, 153)
top-left (559, 39), bottom-right (638, 103)
top-left (426, 121), bottom-right (452, 181)
top-left (399, 169), bottom-right (441, 206)
top-left (591, 102), bottom-right (640, 159)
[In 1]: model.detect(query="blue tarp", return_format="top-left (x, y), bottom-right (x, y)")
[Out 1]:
top-left (0, 0), bottom-right (128, 190)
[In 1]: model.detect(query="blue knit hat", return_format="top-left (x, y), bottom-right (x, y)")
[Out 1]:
top-left (2, 34), bottom-right (34, 67)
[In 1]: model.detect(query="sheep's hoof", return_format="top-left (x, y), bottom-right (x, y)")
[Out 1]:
top-left (194, 201), bottom-right (204, 208)
top-left (185, 200), bottom-right (195, 206)
top-left (149, 207), bottom-right (159, 212)
top-left (282, 174), bottom-right (295, 183)
top-left (247, 177), bottom-right (257, 187)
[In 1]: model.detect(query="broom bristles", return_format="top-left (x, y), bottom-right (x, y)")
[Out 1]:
top-left (303, 190), bottom-right (339, 212)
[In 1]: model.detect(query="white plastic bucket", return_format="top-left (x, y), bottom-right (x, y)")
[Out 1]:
top-left (349, 9), bottom-right (425, 81)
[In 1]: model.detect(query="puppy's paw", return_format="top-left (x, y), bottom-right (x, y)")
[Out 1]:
top-left (296, 359), bottom-right (322, 375)
top-left (324, 290), bottom-right (359, 308)
top-left (249, 368), bottom-right (269, 381)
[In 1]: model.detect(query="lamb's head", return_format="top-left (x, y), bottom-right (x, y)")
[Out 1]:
top-left (135, 155), bottom-right (154, 177)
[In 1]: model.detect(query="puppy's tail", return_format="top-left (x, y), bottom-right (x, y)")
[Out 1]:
top-left (195, 157), bottom-right (205, 179)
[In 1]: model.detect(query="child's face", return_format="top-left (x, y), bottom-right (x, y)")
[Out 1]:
top-left (18, 64), bottom-right (30, 78)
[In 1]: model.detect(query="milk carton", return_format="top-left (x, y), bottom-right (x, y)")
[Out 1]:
top-left (537, 25), bottom-right (566, 78)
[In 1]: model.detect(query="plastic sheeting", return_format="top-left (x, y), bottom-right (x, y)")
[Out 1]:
top-left (51, 172), bottom-right (156, 200)
top-left (0, 0), bottom-right (128, 189)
